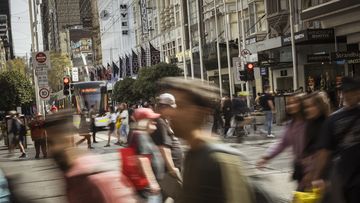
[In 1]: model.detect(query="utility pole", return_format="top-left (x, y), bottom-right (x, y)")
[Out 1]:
top-left (240, 0), bottom-right (250, 107)
top-left (214, 0), bottom-right (222, 97)
top-left (196, 0), bottom-right (204, 82)
top-left (289, 0), bottom-right (298, 90)
top-left (181, 0), bottom-right (188, 79)
top-left (223, 0), bottom-right (234, 99)
top-left (186, 0), bottom-right (195, 79)
top-left (29, 0), bottom-right (41, 115)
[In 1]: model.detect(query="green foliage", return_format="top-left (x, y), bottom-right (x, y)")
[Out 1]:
top-left (113, 77), bottom-right (139, 104)
top-left (113, 63), bottom-right (182, 102)
top-left (49, 52), bottom-right (71, 92)
top-left (0, 70), bottom-right (34, 111)
top-left (6, 58), bottom-right (27, 75)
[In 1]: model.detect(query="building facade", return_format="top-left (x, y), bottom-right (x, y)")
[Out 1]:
top-left (0, 0), bottom-right (13, 60)
top-left (80, 0), bottom-right (103, 65)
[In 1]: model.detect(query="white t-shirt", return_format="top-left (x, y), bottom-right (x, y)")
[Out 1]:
top-left (110, 112), bottom-right (118, 123)
top-left (120, 110), bottom-right (129, 125)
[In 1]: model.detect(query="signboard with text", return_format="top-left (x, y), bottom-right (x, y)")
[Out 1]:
top-left (32, 51), bottom-right (51, 88)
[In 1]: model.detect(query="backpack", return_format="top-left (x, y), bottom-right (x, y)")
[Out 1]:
top-left (206, 143), bottom-right (278, 203)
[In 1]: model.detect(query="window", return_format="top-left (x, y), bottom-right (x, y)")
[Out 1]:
top-left (122, 30), bottom-right (129, 35)
top-left (248, 2), bottom-right (256, 34)
top-left (178, 38), bottom-right (182, 52)
top-left (122, 22), bottom-right (128, 26)
top-left (280, 0), bottom-right (287, 10)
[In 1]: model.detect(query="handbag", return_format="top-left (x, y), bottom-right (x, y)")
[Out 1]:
top-left (158, 171), bottom-right (182, 200)
top-left (119, 148), bottom-right (149, 190)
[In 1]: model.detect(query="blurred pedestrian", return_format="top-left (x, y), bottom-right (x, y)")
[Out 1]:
top-left (75, 110), bottom-right (94, 149)
top-left (29, 113), bottom-right (47, 159)
top-left (311, 77), bottom-right (360, 203)
top-left (8, 111), bottom-right (27, 158)
top-left (115, 105), bottom-right (122, 145)
top-left (158, 77), bottom-right (253, 203)
top-left (89, 105), bottom-right (98, 143)
top-left (212, 100), bottom-right (223, 135)
top-left (129, 108), bottom-right (165, 202)
top-left (259, 86), bottom-right (275, 138)
top-left (152, 93), bottom-right (183, 201)
top-left (119, 103), bottom-right (129, 145)
top-left (257, 93), bottom-right (306, 188)
top-left (300, 91), bottom-right (330, 190)
top-left (104, 106), bottom-right (117, 147)
top-left (222, 96), bottom-right (232, 136)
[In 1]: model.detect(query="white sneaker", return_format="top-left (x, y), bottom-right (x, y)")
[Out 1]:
top-left (267, 134), bottom-right (275, 138)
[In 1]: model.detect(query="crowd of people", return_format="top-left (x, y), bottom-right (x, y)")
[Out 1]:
top-left (1, 76), bottom-right (359, 203)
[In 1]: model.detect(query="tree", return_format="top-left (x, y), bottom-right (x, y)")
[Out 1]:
top-left (0, 70), bottom-right (34, 111)
top-left (6, 58), bottom-right (27, 75)
top-left (48, 52), bottom-right (71, 92)
top-left (133, 62), bottom-right (182, 100)
top-left (112, 63), bottom-right (183, 103)
top-left (112, 77), bottom-right (139, 104)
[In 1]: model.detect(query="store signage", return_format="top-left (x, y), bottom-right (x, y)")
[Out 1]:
top-left (245, 37), bottom-right (257, 45)
top-left (140, 0), bottom-right (149, 34)
top-left (331, 52), bottom-right (360, 60)
top-left (282, 29), bottom-right (334, 46)
top-left (307, 54), bottom-right (330, 63)
top-left (120, 4), bottom-right (129, 35)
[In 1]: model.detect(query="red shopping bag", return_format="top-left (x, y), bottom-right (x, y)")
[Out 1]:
top-left (119, 148), bottom-right (149, 190)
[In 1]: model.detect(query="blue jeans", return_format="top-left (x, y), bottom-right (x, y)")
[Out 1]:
top-left (120, 124), bottom-right (128, 140)
top-left (264, 111), bottom-right (273, 135)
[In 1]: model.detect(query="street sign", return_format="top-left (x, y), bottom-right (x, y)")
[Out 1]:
top-left (72, 67), bottom-right (79, 82)
top-left (39, 88), bottom-right (50, 99)
top-left (32, 51), bottom-right (51, 88)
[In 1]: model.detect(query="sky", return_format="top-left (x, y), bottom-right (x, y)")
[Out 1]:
top-left (11, 0), bottom-right (43, 58)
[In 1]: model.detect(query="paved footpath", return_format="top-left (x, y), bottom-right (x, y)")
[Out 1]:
top-left (0, 124), bottom-right (295, 203)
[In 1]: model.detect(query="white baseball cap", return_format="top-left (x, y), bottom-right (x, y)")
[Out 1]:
top-left (158, 93), bottom-right (177, 108)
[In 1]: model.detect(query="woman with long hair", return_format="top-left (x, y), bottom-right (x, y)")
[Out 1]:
top-left (257, 93), bottom-right (307, 187)
top-left (299, 91), bottom-right (331, 190)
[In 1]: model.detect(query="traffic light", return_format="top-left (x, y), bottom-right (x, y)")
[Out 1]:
top-left (245, 63), bottom-right (255, 81)
top-left (239, 70), bottom-right (248, 81)
top-left (63, 76), bottom-right (70, 95)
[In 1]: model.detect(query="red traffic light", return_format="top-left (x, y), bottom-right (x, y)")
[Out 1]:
top-left (63, 77), bottom-right (70, 84)
top-left (246, 63), bottom-right (254, 70)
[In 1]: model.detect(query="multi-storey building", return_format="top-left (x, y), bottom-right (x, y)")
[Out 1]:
top-left (0, 0), bottom-right (13, 60)
top-left (80, 0), bottom-right (102, 65)
top-left (0, 39), bottom-right (6, 70)
top-left (41, 0), bottom-right (82, 53)
top-left (98, 0), bottom-right (136, 65)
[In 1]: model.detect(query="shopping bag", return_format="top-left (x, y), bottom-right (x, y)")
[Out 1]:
top-left (292, 188), bottom-right (321, 203)
top-left (119, 148), bottom-right (149, 190)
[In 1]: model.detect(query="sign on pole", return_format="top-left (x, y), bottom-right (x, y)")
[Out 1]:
top-left (32, 51), bottom-right (51, 100)
top-left (72, 67), bottom-right (79, 82)
top-left (39, 87), bottom-right (50, 100)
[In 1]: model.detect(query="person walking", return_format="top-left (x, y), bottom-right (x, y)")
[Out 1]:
top-left (152, 93), bottom-right (183, 201)
top-left (8, 111), bottom-right (27, 158)
top-left (158, 77), bottom-right (253, 203)
top-left (119, 103), bottom-right (129, 145)
top-left (259, 86), bottom-right (275, 138)
top-left (257, 93), bottom-right (307, 188)
top-left (29, 113), bottom-right (47, 159)
top-left (104, 106), bottom-right (117, 147)
top-left (89, 105), bottom-right (98, 143)
top-left (129, 108), bottom-right (165, 202)
top-left (222, 96), bottom-right (232, 137)
top-left (310, 77), bottom-right (360, 203)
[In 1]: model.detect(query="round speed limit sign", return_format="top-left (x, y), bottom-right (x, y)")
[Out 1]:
top-left (39, 88), bottom-right (50, 99)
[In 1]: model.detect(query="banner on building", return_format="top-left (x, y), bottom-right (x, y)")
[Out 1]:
top-left (132, 50), bottom-right (139, 75)
top-left (119, 57), bottom-right (123, 78)
top-left (112, 61), bottom-right (119, 78)
top-left (125, 55), bottom-right (131, 77)
top-left (150, 43), bottom-right (160, 66)
top-left (140, 0), bottom-right (149, 34)
top-left (141, 47), bottom-right (147, 67)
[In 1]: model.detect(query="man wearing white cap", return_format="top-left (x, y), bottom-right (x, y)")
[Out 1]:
top-left (151, 93), bottom-right (183, 201)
